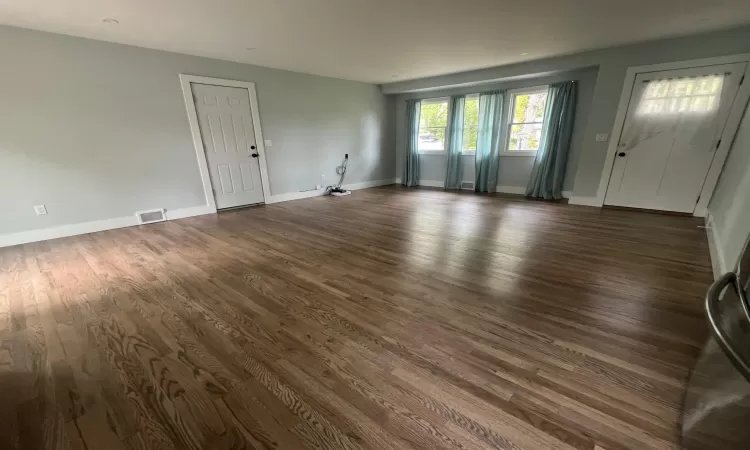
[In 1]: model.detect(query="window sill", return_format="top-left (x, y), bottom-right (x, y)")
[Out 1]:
top-left (419, 150), bottom-right (477, 156)
top-left (501, 150), bottom-right (538, 157)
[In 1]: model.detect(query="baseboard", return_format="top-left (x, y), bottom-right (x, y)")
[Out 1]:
top-left (417, 180), bottom-right (445, 188)
top-left (266, 178), bottom-right (398, 204)
top-left (409, 180), bottom-right (522, 192)
top-left (705, 214), bottom-right (728, 279)
top-left (496, 185), bottom-right (526, 195)
top-left (265, 189), bottom-right (323, 204)
top-left (568, 196), bottom-right (602, 207)
top-left (495, 187), bottom-right (574, 197)
top-left (0, 204), bottom-right (215, 248)
top-left (343, 178), bottom-right (399, 191)
top-left (396, 179), bottom-right (573, 198)
top-left (166, 204), bottom-right (216, 220)
top-left (1, 179), bottom-right (401, 247)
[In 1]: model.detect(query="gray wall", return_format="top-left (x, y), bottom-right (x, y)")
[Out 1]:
top-left (384, 26), bottom-right (750, 198)
top-left (708, 100), bottom-right (750, 272)
top-left (393, 68), bottom-right (597, 190)
top-left (0, 25), bottom-right (395, 235)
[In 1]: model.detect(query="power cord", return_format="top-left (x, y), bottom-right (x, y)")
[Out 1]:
top-left (325, 154), bottom-right (351, 196)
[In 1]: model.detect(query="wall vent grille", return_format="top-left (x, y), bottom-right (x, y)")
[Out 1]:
top-left (461, 181), bottom-right (474, 190)
top-left (136, 209), bottom-right (166, 225)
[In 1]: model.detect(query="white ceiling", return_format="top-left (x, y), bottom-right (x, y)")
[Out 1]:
top-left (2, 0), bottom-right (750, 84)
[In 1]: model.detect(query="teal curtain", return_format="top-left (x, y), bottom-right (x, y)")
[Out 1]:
top-left (474, 91), bottom-right (504, 192)
top-left (403, 99), bottom-right (421, 187)
top-left (526, 82), bottom-right (577, 200)
top-left (444, 95), bottom-right (465, 190)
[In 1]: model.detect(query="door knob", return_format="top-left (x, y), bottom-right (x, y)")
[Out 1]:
top-left (618, 152), bottom-right (627, 157)
top-left (251, 153), bottom-right (259, 158)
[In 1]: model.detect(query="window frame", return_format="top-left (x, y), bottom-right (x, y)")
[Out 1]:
top-left (417, 97), bottom-right (450, 154)
top-left (503, 86), bottom-right (549, 157)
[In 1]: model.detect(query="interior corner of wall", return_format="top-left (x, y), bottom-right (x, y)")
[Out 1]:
top-left (705, 212), bottom-right (728, 278)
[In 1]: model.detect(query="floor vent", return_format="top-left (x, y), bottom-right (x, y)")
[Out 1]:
top-left (136, 209), bottom-right (166, 225)
top-left (461, 181), bottom-right (474, 190)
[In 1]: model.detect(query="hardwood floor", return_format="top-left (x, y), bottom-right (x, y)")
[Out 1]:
top-left (0, 186), bottom-right (714, 450)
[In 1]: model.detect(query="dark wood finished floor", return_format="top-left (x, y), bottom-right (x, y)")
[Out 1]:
top-left (0, 186), bottom-right (714, 450)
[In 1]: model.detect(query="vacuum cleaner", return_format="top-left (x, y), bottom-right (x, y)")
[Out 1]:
top-left (324, 154), bottom-right (351, 196)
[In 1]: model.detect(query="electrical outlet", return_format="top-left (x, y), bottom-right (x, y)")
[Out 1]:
top-left (34, 205), bottom-right (47, 215)
top-left (595, 133), bottom-right (609, 142)
top-left (315, 184), bottom-right (322, 190)
top-left (264, 139), bottom-right (272, 147)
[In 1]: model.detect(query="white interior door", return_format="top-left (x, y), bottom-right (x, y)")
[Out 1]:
top-left (192, 83), bottom-right (265, 209)
top-left (605, 63), bottom-right (747, 213)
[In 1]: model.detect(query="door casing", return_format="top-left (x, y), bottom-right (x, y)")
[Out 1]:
top-left (570, 54), bottom-right (750, 217)
top-left (604, 63), bottom-right (746, 213)
top-left (179, 74), bottom-right (272, 213)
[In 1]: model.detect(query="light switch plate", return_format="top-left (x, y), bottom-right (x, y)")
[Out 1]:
top-left (264, 140), bottom-right (273, 147)
top-left (34, 205), bottom-right (47, 215)
top-left (595, 133), bottom-right (609, 142)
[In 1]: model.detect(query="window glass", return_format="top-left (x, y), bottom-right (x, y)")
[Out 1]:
top-left (508, 91), bottom-right (548, 152)
top-left (637, 74), bottom-right (724, 116)
top-left (418, 99), bottom-right (449, 152)
top-left (462, 95), bottom-right (479, 152)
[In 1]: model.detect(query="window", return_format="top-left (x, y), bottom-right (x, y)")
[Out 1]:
top-left (637, 74), bottom-right (724, 117)
top-left (418, 88), bottom-right (550, 155)
top-left (418, 98), bottom-right (449, 152)
top-left (462, 94), bottom-right (479, 154)
top-left (506, 87), bottom-right (548, 155)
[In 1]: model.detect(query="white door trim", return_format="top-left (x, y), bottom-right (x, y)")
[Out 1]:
top-left (179, 74), bottom-right (272, 211)
top-left (589, 53), bottom-right (750, 216)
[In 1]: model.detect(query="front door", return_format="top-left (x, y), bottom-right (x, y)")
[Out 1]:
top-left (192, 83), bottom-right (265, 209)
top-left (605, 63), bottom-right (746, 213)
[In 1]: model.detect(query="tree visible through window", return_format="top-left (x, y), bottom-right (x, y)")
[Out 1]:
top-left (463, 95), bottom-right (479, 152)
top-left (417, 88), bottom-right (550, 154)
top-left (507, 89), bottom-right (548, 152)
top-left (418, 99), bottom-right (449, 152)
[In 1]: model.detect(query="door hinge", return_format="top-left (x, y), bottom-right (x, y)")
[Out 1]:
top-left (716, 139), bottom-right (722, 149)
